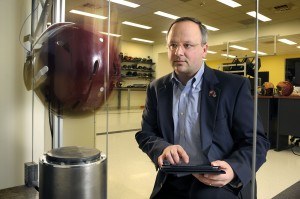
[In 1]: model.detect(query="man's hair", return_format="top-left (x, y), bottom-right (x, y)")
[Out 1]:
top-left (166, 17), bottom-right (208, 45)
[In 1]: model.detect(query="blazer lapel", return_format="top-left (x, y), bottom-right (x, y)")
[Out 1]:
top-left (200, 66), bottom-right (220, 154)
top-left (157, 75), bottom-right (174, 143)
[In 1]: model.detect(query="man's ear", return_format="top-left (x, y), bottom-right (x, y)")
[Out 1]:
top-left (202, 44), bottom-right (208, 58)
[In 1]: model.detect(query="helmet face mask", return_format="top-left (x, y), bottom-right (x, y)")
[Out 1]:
top-left (24, 23), bottom-right (121, 117)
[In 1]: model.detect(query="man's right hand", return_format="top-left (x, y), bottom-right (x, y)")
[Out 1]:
top-left (158, 145), bottom-right (189, 167)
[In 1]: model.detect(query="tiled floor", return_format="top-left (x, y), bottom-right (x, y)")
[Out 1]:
top-left (96, 109), bottom-right (300, 199)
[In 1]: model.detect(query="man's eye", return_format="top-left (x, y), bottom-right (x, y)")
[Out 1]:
top-left (183, 44), bottom-right (192, 49)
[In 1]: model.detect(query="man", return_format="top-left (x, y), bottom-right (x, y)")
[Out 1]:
top-left (135, 17), bottom-right (269, 199)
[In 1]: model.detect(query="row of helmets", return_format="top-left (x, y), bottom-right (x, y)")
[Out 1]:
top-left (260, 81), bottom-right (294, 96)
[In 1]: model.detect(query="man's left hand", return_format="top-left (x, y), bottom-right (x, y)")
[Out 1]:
top-left (193, 160), bottom-right (235, 187)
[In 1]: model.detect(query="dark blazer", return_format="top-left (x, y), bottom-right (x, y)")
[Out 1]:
top-left (135, 65), bottom-right (270, 198)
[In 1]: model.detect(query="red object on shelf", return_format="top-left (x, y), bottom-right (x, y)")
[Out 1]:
top-left (276, 81), bottom-right (294, 96)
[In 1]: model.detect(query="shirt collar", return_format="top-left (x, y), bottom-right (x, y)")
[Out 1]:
top-left (171, 62), bottom-right (205, 89)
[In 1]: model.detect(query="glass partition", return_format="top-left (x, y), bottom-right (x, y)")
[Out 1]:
top-left (26, 0), bottom-right (300, 198)
top-left (27, 0), bottom-right (117, 197)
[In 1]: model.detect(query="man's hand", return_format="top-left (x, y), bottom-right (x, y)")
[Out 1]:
top-left (193, 160), bottom-right (235, 187)
top-left (157, 145), bottom-right (189, 167)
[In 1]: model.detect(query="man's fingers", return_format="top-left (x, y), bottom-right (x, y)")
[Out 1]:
top-left (158, 145), bottom-right (189, 167)
top-left (193, 174), bottom-right (225, 187)
top-left (170, 145), bottom-right (189, 164)
top-left (157, 155), bottom-right (164, 167)
top-left (211, 160), bottom-right (224, 168)
top-left (177, 146), bottom-right (189, 163)
top-left (170, 148), bottom-right (181, 163)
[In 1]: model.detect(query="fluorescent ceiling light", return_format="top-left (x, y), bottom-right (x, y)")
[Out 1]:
top-left (131, 38), bottom-right (154, 43)
top-left (122, 21), bottom-right (152, 29)
top-left (100, 32), bottom-right (121, 37)
top-left (203, 24), bottom-right (219, 31)
top-left (162, 23), bottom-right (218, 33)
top-left (229, 45), bottom-right (248, 50)
top-left (221, 53), bottom-right (236, 58)
top-left (69, 10), bottom-right (107, 19)
top-left (251, 50), bottom-right (267, 55)
top-left (108, 0), bottom-right (140, 8)
top-left (246, 11), bottom-right (271, 22)
top-left (278, 38), bottom-right (297, 45)
top-left (207, 50), bottom-right (217, 54)
top-left (216, 0), bottom-right (241, 8)
top-left (154, 11), bottom-right (179, 20)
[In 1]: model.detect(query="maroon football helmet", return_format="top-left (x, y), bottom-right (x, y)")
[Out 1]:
top-left (276, 81), bottom-right (294, 96)
top-left (24, 23), bottom-right (120, 117)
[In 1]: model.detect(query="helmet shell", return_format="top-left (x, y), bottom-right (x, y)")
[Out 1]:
top-left (276, 81), bottom-right (294, 96)
top-left (260, 82), bottom-right (274, 96)
top-left (26, 23), bottom-right (120, 117)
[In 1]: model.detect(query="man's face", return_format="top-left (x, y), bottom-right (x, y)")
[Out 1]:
top-left (167, 21), bottom-right (208, 78)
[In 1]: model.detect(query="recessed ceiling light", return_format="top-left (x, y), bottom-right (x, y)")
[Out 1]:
top-left (122, 21), bottom-right (152, 29)
top-left (297, 46), bottom-right (300, 49)
top-left (161, 31), bottom-right (168, 34)
top-left (154, 11), bottom-right (179, 20)
top-left (216, 0), bottom-right (241, 8)
top-left (100, 32), bottom-right (121, 37)
top-left (69, 10), bottom-right (107, 19)
top-left (108, 0), bottom-right (140, 8)
top-left (131, 38), bottom-right (154, 43)
top-left (203, 24), bottom-right (219, 31)
top-left (229, 45), bottom-right (249, 50)
top-left (207, 50), bottom-right (217, 54)
top-left (278, 38), bottom-right (297, 45)
top-left (246, 11), bottom-right (271, 22)
top-left (251, 50), bottom-right (267, 55)
top-left (221, 54), bottom-right (236, 58)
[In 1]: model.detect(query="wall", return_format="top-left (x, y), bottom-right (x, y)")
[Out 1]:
top-left (121, 41), bottom-right (153, 59)
top-left (206, 53), bottom-right (300, 85)
top-left (157, 52), bottom-right (172, 78)
top-left (0, 0), bottom-right (45, 189)
top-left (205, 59), bottom-right (233, 70)
top-left (260, 53), bottom-right (300, 85)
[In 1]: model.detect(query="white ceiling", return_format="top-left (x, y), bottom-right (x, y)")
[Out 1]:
top-left (64, 0), bottom-right (300, 60)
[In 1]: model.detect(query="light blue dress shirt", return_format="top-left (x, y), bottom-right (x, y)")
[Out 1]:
top-left (172, 63), bottom-right (208, 166)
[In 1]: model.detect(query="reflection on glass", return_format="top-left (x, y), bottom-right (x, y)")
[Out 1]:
top-left (24, 0), bottom-right (121, 117)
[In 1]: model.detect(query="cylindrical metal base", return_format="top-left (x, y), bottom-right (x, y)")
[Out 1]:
top-left (39, 146), bottom-right (107, 199)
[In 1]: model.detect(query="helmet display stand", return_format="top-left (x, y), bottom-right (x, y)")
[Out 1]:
top-left (24, 0), bottom-right (112, 198)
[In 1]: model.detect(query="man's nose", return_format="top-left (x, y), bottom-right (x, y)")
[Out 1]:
top-left (174, 45), bottom-right (184, 55)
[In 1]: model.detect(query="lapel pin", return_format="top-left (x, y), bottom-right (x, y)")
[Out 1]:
top-left (209, 90), bottom-right (217, 97)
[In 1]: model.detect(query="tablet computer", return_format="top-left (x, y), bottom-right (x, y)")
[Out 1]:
top-left (160, 164), bottom-right (226, 174)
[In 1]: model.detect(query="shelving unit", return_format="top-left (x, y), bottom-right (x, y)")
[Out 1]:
top-left (114, 56), bottom-right (156, 109)
top-left (119, 59), bottom-right (155, 88)
top-left (219, 63), bottom-right (247, 76)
